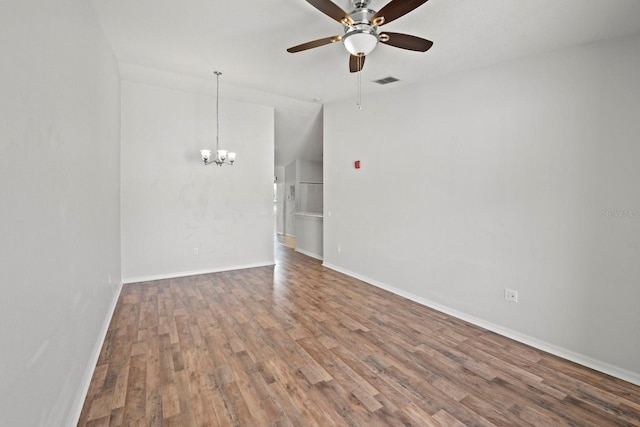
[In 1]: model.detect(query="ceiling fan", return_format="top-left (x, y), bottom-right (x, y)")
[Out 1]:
top-left (287, 0), bottom-right (433, 73)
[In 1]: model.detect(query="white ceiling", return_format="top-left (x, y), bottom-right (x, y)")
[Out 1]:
top-left (90, 0), bottom-right (640, 165)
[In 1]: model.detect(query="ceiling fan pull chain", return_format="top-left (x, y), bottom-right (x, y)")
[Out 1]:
top-left (357, 56), bottom-right (363, 109)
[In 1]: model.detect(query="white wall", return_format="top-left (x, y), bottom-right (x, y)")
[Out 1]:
top-left (275, 165), bottom-right (285, 235)
top-left (0, 0), bottom-right (121, 425)
top-left (324, 33), bottom-right (640, 382)
top-left (121, 80), bottom-right (274, 282)
top-left (284, 160), bottom-right (297, 237)
top-left (276, 106), bottom-right (324, 168)
top-left (294, 159), bottom-right (324, 258)
top-left (297, 158), bottom-right (324, 183)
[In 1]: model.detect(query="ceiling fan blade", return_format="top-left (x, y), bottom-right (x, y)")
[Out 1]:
top-left (306, 0), bottom-right (353, 24)
top-left (349, 54), bottom-right (366, 73)
top-left (379, 32), bottom-right (433, 52)
top-left (372, 0), bottom-right (429, 26)
top-left (287, 35), bottom-right (342, 53)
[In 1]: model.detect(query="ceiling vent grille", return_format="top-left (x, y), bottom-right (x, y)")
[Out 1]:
top-left (373, 76), bottom-right (399, 85)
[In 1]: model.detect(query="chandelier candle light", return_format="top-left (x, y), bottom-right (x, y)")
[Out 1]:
top-left (200, 71), bottom-right (236, 167)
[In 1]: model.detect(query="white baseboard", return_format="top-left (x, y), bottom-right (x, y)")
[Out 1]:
top-left (295, 247), bottom-right (323, 261)
top-left (122, 261), bottom-right (275, 284)
top-left (70, 280), bottom-right (124, 426)
top-left (322, 262), bottom-right (640, 387)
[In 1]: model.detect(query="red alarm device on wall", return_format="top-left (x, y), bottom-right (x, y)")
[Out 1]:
top-left (355, 160), bottom-right (361, 169)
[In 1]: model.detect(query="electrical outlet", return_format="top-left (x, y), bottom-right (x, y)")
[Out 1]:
top-left (193, 248), bottom-right (199, 255)
top-left (504, 288), bottom-right (518, 302)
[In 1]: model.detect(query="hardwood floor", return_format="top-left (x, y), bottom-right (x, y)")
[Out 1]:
top-left (275, 233), bottom-right (296, 250)
top-left (79, 244), bottom-right (640, 426)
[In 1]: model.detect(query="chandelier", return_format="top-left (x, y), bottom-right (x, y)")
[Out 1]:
top-left (200, 71), bottom-right (236, 167)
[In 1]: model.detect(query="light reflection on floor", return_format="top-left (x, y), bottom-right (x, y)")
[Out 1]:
top-left (271, 233), bottom-right (324, 308)
top-left (275, 233), bottom-right (295, 249)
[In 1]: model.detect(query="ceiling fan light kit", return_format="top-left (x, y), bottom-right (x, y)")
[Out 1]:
top-left (287, 0), bottom-right (433, 72)
top-left (342, 28), bottom-right (378, 56)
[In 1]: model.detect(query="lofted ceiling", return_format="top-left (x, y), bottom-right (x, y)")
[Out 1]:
top-left (90, 0), bottom-right (640, 165)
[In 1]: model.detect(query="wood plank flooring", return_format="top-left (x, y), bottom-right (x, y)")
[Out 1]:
top-left (79, 244), bottom-right (640, 426)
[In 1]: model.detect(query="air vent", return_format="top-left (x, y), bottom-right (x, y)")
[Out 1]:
top-left (373, 76), bottom-right (399, 85)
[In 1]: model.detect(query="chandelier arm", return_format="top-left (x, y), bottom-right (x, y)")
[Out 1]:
top-left (202, 158), bottom-right (235, 167)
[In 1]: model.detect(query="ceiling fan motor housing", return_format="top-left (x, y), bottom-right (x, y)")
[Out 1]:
top-left (347, 7), bottom-right (376, 25)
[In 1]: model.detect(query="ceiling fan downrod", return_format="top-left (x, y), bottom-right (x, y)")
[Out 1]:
top-left (351, 0), bottom-right (371, 9)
